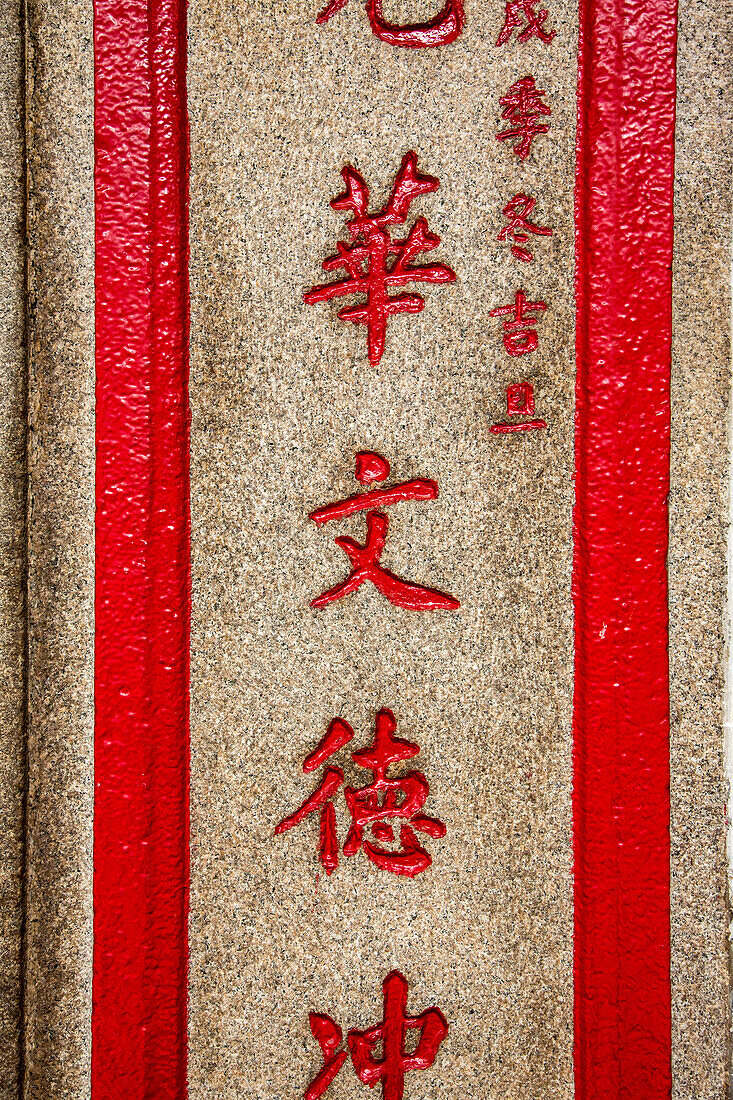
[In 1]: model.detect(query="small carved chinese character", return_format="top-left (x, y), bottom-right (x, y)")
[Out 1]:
top-left (496, 0), bottom-right (555, 45)
top-left (305, 970), bottom-right (448, 1100)
top-left (490, 289), bottom-right (547, 355)
top-left (490, 382), bottom-right (547, 433)
top-left (314, 0), bottom-right (465, 48)
top-left (309, 451), bottom-right (459, 611)
top-left (304, 153), bottom-right (455, 366)
top-left (498, 193), bottom-right (552, 262)
top-left (496, 76), bottom-right (551, 160)
top-left (275, 708), bottom-right (446, 877)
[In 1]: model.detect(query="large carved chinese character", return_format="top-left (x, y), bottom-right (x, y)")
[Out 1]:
top-left (305, 971), bottom-right (448, 1100)
top-left (304, 153), bottom-right (455, 365)
top-left (309, 451), bottom-right (459, 611)
top-left (314, 0), bottom-right (465, 48)
top-left (276, 709), bottom-right (446, 876)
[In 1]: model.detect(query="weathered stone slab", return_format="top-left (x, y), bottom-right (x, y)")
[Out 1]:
top-left (188, 3), bottom-right (578, 1095)
top-left (669, 0), bottom-right (732, 1092)
top-left (0, 0), bottom-right (26, 1092)
top-left (0, 0), bottom-right (727, 1092)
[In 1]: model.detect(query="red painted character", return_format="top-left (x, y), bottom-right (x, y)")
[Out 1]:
top-left (309, 451), bottom-right (459, 611)
top-left (304, 153), bottom-right (456, 366)
top-left (305, 970), bottom-right (448, 1100)
top-left (497, 193), bottom-right (552, 263)
top-left (496, 0), bottom-right (555, 45)
top-left (490, 289), bottom-right (547, 356)
top-left (275, 708), bottom-right (446, 877)
top-left (496, 76), bottom-right (551, 160)
top-left (314, 0), bottom-right (465, 47)
top-left (490, 381), bottom-right (547, 433)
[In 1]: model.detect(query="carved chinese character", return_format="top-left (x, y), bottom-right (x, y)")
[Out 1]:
top-left (305, 1014), bottom-right (348, 1100)
top-left (490, 382), bottom-right (547, 433)
top-left (496, 0), bottom-right (555, 45)
top-left (496, 76), bottom-right (551, 160)
top-left (490, 289), bottom-right (547, 355)
top-left (305, 970), bottom-right (448, 1100)
top-left (498, 193), bottom-right (552, 262)
top-left (275, 708), bottom-right (446, 877)
top-left (314, 0), bottom-right (465, 48)
top-left (309, 451), bottom-right (459, 611)
top-left (304, 153), bottom-right (456, 365)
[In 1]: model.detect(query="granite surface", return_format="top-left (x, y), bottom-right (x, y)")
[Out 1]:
top-left (669, 0), bottom-right (733, 1093)
top-left (23, 0), bottom-right (95, 1095)
top-left (0, 0), bottom-right (26, 1093)
top-left (0, 0), bottom-right (725, 1094)
top-left (187, 2), bottom-right (578, 1096)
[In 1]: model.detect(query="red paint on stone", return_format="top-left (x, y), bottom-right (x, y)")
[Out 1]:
top-left (495, 0), bottom-right (555, 46)
top-left (489, 419), bottom-right (547, 434)
top-left (311, 509), bottom-right (460, 612)
top-left (506, 382), bottom-right (536, 416)
top-left (573, 0), bottom-right (675, 1087)
top-left (310, 479), bottom-right (439, 526)
top-left (309, 456), bottom-right (459, 612)
top-left (497, 193), bottom-right (552, 263)
top-left (305, 1014), bottom-right (349, 1100)
top-left (306, 972), bottom-right (448, 1100)
top-left (304, 717), bottom-right (355, 772)
top-left (355, 451), bottom-right (391, 485)
top-left (315, 0), bottom-right (465, 47)
top-left (93, 0), bottom-right (190, 1092)
top-left (496, 76), bottom-right (551, 160)
top-left (276, 710), bottom-right (446, 877)
top-left (490, 289), bottom-right (548, 356)
top-left (343, 708), bottom-right (446, 876)
top-left (348, 971), bottom-right (449, 1100)
top-left (304, 153), bottom-right (455, 365)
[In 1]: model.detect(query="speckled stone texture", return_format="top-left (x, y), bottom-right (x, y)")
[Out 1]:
top-left (669, 0), bottom-right (732, 1095)
top-left (0, 0), bottom-right (725, 1093)
top-left (23, 0), bottom-right (95, 1095)
top-left (0, 0), bottom-right (26, 1094)
top-left (187, 3), bottom-right (577, 1096)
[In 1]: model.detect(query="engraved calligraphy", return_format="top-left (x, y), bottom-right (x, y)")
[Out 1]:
top-left (304, 153), bottom-right (455, 366)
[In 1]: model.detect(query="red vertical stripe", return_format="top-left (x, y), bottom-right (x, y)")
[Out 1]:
top-left (90, 0), bottom-right (676, 1087)
top-left (93, 0), bottom-right (190, 1091)
top-left (573, 0), bottom-right (675, 1092)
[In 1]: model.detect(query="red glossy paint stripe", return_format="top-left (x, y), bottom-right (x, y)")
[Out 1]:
top-left (93, 0), bottom-right (190, 1090)
top-left (573, 0), bottom-right (675, 1092)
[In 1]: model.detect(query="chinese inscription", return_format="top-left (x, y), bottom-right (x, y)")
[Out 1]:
top-left (305, 970), bottom-right (448, 1100)
top-left (314, 0), bottom-right (465, 48)
top-left (496, 76), bottom-right (551, 160)
top-left (490, 382), bottom-right (547, 433)
top-left (304, 152), bottom-right (455, 366)
top-left (492, 74), bottom-right (553, 430)
top-left (490, 289), bottom-right (548, 356)
top-left (276, 708), bottom-right (446, 877)
top-left (498, 193), bottom-right (552, 263)
top-left (277, 0), bottom-right (564, 1082)
top-left (309, 451), bottom-right (460, 611)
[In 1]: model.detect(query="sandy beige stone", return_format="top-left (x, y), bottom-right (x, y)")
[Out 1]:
top-left (669, 1), bottom-right (733, 1095)
top-left (188, 2), bottom-right (577, 1095)
top-left (0, 0), bottom-right (726, 1093)
top-left (0, 0), bottom-right (26, 1094)
top-left (22, 0), bottom-right (95, 1095)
